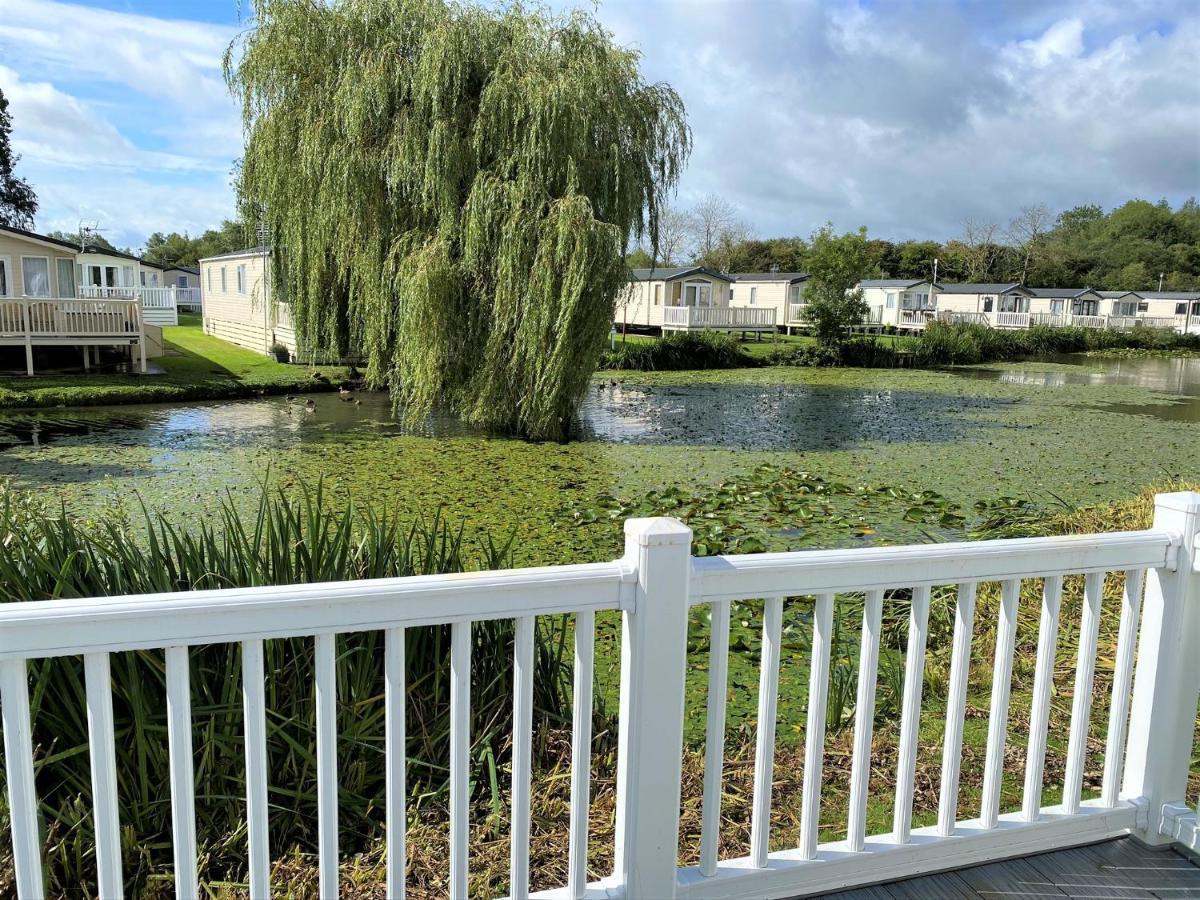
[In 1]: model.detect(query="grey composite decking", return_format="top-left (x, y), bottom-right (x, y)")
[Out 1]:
top-left (822, 838), bottom-right (1200, 899)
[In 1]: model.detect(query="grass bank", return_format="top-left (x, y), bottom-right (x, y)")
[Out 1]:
top-left (0, 315), bottom-right (349, 409)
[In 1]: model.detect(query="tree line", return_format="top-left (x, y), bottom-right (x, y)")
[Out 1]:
top-left (631, 197), bottom-right (1200, 290)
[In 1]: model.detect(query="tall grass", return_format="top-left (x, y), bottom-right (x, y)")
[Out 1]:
top-left (911, 321), bottom-right (1200, 366)
top-left (0, 482), bottom-right (582, 895)
top-left (598, 330), bottom-right (753, 370)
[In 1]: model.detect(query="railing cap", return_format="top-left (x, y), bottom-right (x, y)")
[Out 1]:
top-left (623, 516), bottom-right (692, 547)
top-left (1154, 491), bottom-right (1200, 515)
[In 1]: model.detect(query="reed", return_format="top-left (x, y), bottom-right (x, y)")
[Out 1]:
top-left (0, 480), bottom-right (580, 895)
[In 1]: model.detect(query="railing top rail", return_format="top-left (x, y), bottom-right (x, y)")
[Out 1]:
top-left (0, 560), bottom-right (633, 661)
top-left (689, 528), bottom-right (1177, 602)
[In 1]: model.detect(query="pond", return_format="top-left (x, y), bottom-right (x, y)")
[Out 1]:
top-left (1, 354), bottom-right (1197, 564)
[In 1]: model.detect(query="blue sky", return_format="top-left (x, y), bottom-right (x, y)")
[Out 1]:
top-left (1, 0), bottom-right (1197, 251)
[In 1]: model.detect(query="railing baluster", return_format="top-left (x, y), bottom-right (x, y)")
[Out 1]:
top-left (450, 621), bottom-right (471, 898)
top-left (750, 596), bottom-right (783, 868)
top-left (937, 582), bottom-right (978, 836)
top-left (1, 658), bottom-right (44, 899)
top-left (1023, 575), bottom-right (1063, 821)
top-left (848, 589), bottom-right (884, 852)
top-left (1063, 571), bottom-right (1105, 814)
top-left (510, 616), bottom-right (535, 899)
top-left (241, 640), bottom-right (269, 899)
top-left (1101, 569), bottom-right (1145, 807)
top-left (85, 652), bottom-right (124, 899)
top-left (385, 628), bottom-right (407, 899)
top-left (568, 609), bottom-right (595, 900)
top-left (981, 579), bottom-right (1021, 828)
top-left (799, 592), bottom-right (834, 860)
top-left (893, 585), bottom-right (931, 843)
top-left (165, 645), bottom-right (198, 899)
top-left (314, 633), bottom-right (338, 898)
top-left (699, 600), bottom-right (731, 877)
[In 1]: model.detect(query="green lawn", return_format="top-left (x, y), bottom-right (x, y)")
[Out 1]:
top-left (0, 317), bottom-right (349, 409)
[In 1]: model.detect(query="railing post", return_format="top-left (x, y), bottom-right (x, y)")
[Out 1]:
top-left (613, 517), bottom-right (692, 899)
top-left (1122, 491), bottom-right (1200, 844)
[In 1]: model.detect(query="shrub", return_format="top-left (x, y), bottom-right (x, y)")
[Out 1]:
top-left (598, 330), bottom-right (754, 370)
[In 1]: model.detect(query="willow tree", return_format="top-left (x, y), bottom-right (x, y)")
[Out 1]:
top-left (228, 0), bottom-right (689, 439)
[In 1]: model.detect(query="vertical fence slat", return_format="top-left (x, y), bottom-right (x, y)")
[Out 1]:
top-left (937, 582), bottom-right (978, 836)
top-left (450, 621), bottom-right (472, 899)
top-left (1, 657), bottom-right (44, 900)
top-left (385, 628), bottom-right (407, 899)
top-left (314, 633), bottom-right (338, 899)
top-left (241, 640), bottom-right (269, 900)
top-left (750, 596), bottom-right (784, 868)
top-left (85, 652), bottom-right (123, 899)
top-left (981, 579), bottom-right (1021, 828)
top-left (1023, 575), bottom-right (1063, 821)
top-left (568, 610), bottom-right (595, 900)
top-left (510, 616), bottom-right (535, 899)
top-left (893, 585), bottom-right (931, 844)
top-left (799, 592), bottom-right (834, 860)
top-left (699, 600), bottom-right (731, 877)
top-left (1063, 571), bottom-right (1105, 815)
top-left (848, 589), bottom-right (884, 852)
top-left (165, 646), bottom-right (198, 900)
top-left (1101, 569), bottom-right (1145, 807)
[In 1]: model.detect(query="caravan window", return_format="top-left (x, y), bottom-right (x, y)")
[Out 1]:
top-left (56, 258), bottom-right (75, 297)
top-left (21, 257), bottom-right (50, 297)
top-left (749, 286), bottom-right (757, 305)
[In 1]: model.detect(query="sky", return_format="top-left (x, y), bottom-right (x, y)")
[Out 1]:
top-left (1, 0), bottom-right (1197, 251)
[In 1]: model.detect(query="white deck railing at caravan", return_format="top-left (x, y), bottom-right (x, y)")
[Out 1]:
top-left (1072, 314), bottom-right (1106, 329)
top-left (2, 494), bottom-right (1198, 899)
top-left (1031, 312), bottom-right (1069, 327)
top-left (78, 286), bottom-right (181, 326)
top-left (786, 302), bottom-right (808, 324)
top-left (992, 311), bottom-right (1032, 328)
top-left (0, 298), bottom-right (146, 375)
top-left (938, 311), bottom-right (989, 326)
top-left (662, 305), bottom-right (777, 332)
top-left (898, 309), bottom-right (936, 327)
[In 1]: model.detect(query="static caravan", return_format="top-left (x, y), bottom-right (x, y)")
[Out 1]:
top-left (936, 283), bottom-right (1035, 328)
top-left (1138, 291), bottom-right (1200, 333)
top-left (729, 272), bottom-right (808, 332)
top-left (858, 279), bottom-right (941, 329)
top-left (0, 225), bottom-right (79, 300)
top-left (199, 247), bottom-right (297, 359)
top-left (1025, 287), bottom-right (1104, 326)
top-left (619, 266), bottom-right (734, 328)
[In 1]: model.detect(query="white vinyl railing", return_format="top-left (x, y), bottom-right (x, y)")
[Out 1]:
top-left (0, 298), bottom-right (140, 339)
top-left (2, 494), bottom-right (1198, 899)
top-left (1072, 314), bottom-right (1106, 329)
top-left (898, 309), bottom-right (935, 326)
top-left (78, 286), bottom-right (181, 325)
top-left (993, 311), bottom-right (1032, 328)
top-left (938, 311), bottom-right (990, 325)
top-left (1031, 312), bottom-right (1069, 327)
top-left (662, 305), bottom-right (777, 331)
top-left (786, 302), bottom-right (807, 323)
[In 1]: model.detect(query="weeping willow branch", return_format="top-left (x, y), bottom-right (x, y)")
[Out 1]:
top-left (228, 0), bottom-right (690, 439)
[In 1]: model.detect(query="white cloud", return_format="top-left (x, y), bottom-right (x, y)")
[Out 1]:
top-left (1, 0), bottom-right (1197, 249)
top-left (0, 1), bottom-right (242, 247)
top-left (595, 0), bottom-right (1200, 240)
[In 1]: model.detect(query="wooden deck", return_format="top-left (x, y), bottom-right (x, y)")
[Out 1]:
top-left (823, 838), bottom-right (1200, 899)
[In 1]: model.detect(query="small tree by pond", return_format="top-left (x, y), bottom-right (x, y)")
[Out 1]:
top-left (228, 0), bottom-right (690, 440)
top-left (803, 224), bottom-right (874, 350)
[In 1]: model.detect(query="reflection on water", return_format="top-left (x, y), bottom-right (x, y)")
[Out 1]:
top-left (0, 381), bottom-right (1005, 456)
top-left (957, 355), bottom-right (1200, 423)
top-left (0, 353), bottom-right (1196, 459)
